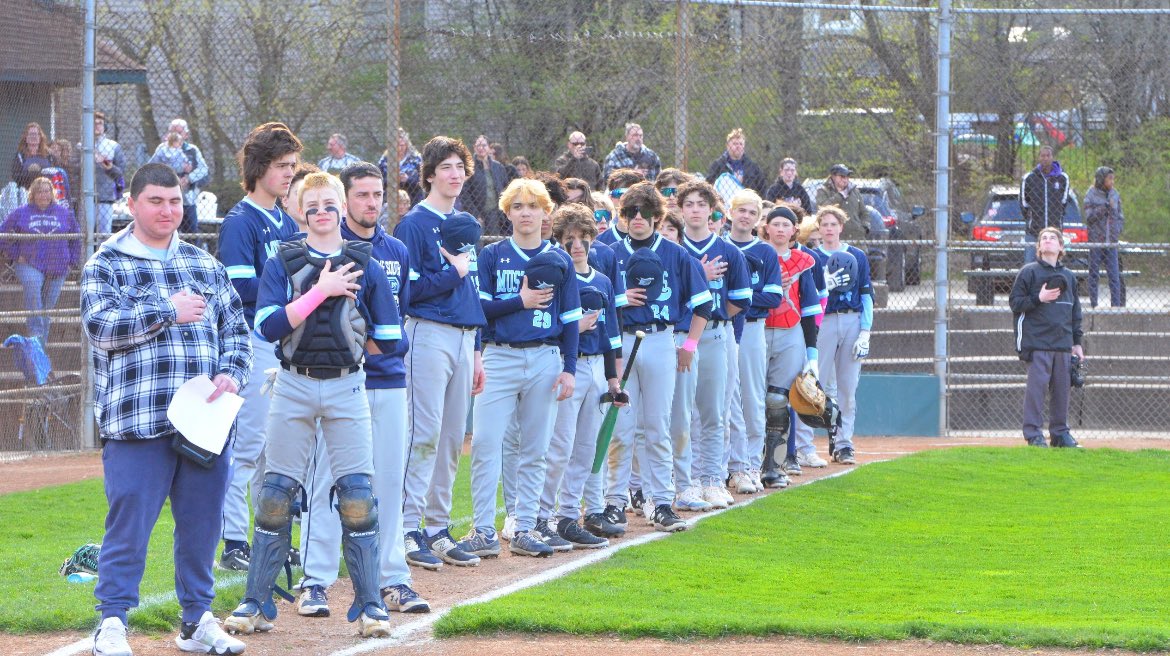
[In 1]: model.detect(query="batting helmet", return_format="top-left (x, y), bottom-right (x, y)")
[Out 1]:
top-left (826, 250), bottom-right (859, 290)
top-left (440, 212), bottom-right (482, 255)
top-left (524, 250), bottom-right (569, 290)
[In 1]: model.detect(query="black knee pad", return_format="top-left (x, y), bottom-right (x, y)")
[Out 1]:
top-left (334, 473), bottom-right (377, 533)
top-left (255, 472), bottom-right (299, 532)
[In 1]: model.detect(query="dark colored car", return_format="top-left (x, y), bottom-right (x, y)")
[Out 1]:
top-left (961, 185), bottom-right (1089, 303)
top-left (807, 177), bottom-right (925, 291)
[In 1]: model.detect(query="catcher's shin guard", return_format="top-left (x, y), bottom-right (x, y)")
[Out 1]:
top-left (245, 472), bottom-right (299, 620)
top-left (333, 474), bottom-right (390, 623)
top-left (762, 386), bottom-right (790, 484)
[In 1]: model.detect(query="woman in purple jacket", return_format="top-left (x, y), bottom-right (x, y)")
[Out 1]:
top-left (1, 176), bottom-right (80, 340)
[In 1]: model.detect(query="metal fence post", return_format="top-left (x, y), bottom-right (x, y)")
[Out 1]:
top-left (675, 0), bottom-right (688, 170)
top-left (933, 0), bottom-right (952, 438)
top-left (81, 0), bottom-right (96, 450)
top-left (387, 0), bottom-right (401, 223)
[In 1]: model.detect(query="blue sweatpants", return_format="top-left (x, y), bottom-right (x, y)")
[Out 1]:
top-left (95, 437), bottom-right (232, 624)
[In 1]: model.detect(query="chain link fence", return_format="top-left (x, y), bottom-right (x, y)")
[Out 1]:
top-left (1, 0), bottom-right (1167, 453)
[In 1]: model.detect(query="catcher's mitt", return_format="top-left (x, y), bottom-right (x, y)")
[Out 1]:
top-left (59, 543), bottom-right (101, 577)
top-left (789, 371), bottom-right (826, 416)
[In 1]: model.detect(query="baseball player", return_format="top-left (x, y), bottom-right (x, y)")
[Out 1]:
top-left (292, 163), bottom-right (430, 619)
top-left (216, 122), bottom-right (302, 571)
top-left (602, 181), bottom-right (713, 533)
top-left (459, 178), bottom-right (582, 559)
top-left (538, 203), bottom-right (625, 547)
top-left (224, 171), bottom-right (401, 638)
top-left (801, 206), bottom-right (873, 465)
top-left (761, 205), bottom-right (823, 485)
top-left (724, 195), bottom-right (784, 494)
top-left (676, 181), bottom-right (752, 510)
top-left (394, 136), bottom-right (486, 569)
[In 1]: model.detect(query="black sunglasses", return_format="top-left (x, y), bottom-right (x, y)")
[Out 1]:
top-left (594, 209), bottom-right (611, 223)
top-left (620, 205), bottom-right (654, 220)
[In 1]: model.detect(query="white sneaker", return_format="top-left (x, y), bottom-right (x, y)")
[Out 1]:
top-left (358, 610), bottom-right (392, 638)
top-left (720, 485), bottom-right (736, 507)
top-left (93, 617), bottom-right (132, 656)
top-left (175, 611), bottom-right (246, 654)
top-left (728, 471), bottom-right (756, 494)
top-left (500, 514), bottom-right (516, 542)
top-left (748, 469), bottom-right (765, 491)
top-left (643, 501), bottom-right (655, 525)
top-left (797, 451), bottom-right (828, 468)
top-left (701, 485), bottom-right (730, 509)
top-left (673, 486), bottom-right (713, 512)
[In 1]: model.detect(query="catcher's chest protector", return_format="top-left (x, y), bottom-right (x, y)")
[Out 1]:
top-left (278, 239), bottom-right (371, 368)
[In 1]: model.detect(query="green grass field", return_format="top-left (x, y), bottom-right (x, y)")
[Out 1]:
top-left (437, 448), bottom-right (1170, 651)
top-left (0, 455), bottom-right (498, 634)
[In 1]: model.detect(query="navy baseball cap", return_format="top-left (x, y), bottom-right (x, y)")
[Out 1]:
top-left (440, 212), bottom-right (482, 254)
top-left (524, 250), bottom-right (569, 290)
top-left (625, 248), bottom-right (664, 295)
top-left (743, 252), bottom-right (764, 276)
top-left (579, 285), bottom-right (606, 312)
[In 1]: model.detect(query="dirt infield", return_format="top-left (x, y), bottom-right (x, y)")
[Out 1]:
top-left (0, 450), bottom-right (102, 495)
top-left (16, 436), bottom-right (1168, 656)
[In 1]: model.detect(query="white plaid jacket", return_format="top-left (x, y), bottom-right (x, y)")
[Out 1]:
top-left (81, 229), bottom-right (252, 441)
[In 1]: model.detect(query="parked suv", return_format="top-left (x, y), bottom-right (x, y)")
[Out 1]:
top-left (807, 177), bottom-right (925, 291)
top-left (961, 185), bottom-right (1088, 303)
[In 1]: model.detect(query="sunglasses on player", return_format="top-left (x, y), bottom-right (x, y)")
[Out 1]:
top-left (620, 205), bottom-right (655, 221)
top-left (594, 209), bottom-right (611, 223)
top-left (660, 187), bottom-right (677, 197)
top-left (609, 188), bottom-right (627, 199)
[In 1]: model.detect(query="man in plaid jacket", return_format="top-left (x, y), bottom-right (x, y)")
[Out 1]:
top-left (81, 163), bottom-right (252, 656)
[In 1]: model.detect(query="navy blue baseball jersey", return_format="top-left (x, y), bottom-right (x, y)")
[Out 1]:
top-left (587, 241), bottom-right (616, 282)
top-left (575, 268), bottom-right (622, 356)
top-left (729, 236), bottom-right (784, 319)
top-left (253, 241), bottom-right (402, 358)
top-left (393, 201), bottom-right (486, 328)
top-left (609, 234), bottom-right (712, 327)
top-left (342, 221), bottom-right (410, 389)
top-left (218, 197), bottom-right (297, 327)
top-left (478, 239), bottom-right (583, 370)
top-left (813, 244), bottom-right (874, 329)
top-left (682, 233), bottom-right (752, 321)
top-left (595, 225), bottom-right (627, 247)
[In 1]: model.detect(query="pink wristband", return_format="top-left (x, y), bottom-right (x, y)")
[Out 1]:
top-left (288, 287), bottom-right (327, 322)
top-left (681, 337), bottom-right (698, 353)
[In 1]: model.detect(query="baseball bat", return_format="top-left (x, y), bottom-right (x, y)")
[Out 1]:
top-left (591, 330), bottom-right (645, 474)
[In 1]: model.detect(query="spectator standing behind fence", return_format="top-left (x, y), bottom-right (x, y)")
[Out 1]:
top-left (511, 157), bottom-right (533, 179)
top-left (1082, 166), bottom-right (1125, 308)
top-left (82, 163), bottom-right (251, 656)
top-left (460, 135), bottom-right (510, 235)
top-left (814, 163), bottom-right (867, 243)
top-left (555, 131), bottom-right (602, 190)
top-left (1009, 226), bottom-right (1084, 448)
top-left (93, 112), bottom-right (126, 235)
top-left (1020, 145), bottom-right (1070, 264)
top-left (318, 133), bottom-right (362, 174)
top-left (0, 177), bottom-right (80, 341)
top-left (11, 122), bottom-right (58, 189)
top-left (150, 119), bottom-right (209, 234)
top-left (602, 123), bottom-right (662, 183)
top-left (48, 139), bottom-right (79, 208)
top-left (380, 128), bottom-right (423, 207)
top-left (765, 157), bottom-right (813, 214)
top-left (705, 128), bottom-right (767, 195)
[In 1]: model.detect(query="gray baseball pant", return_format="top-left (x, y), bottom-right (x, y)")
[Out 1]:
top-left (402, 318), bottom-right (476, 533)
top-left (540, 354), bottom-right (606, 522)
top-left (606, 331), bottom-right (677, 508)
top-left (222, 334), bottom-right (278, 543)
top-left (687, 324), bottom-right (728, 486)
top-left (728, 320), bottom-right (765, 474)
top-left (470, 344), bottom-right (562, 533)
top-left (818, 312), bottom-right (863, 452)
top-left (767, 325), bottom-right (807, 463)
top-left (1023, 350), bottom-right (1072, 441)
top-left (298, 422), bottom-right (339, 588)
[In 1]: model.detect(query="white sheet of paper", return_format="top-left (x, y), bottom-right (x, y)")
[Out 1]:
top-left (166, 375), bottom-right (244, 455)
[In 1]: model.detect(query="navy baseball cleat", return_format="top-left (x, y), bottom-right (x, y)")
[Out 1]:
top-left (510, 530), bottom-right (554, 557)
top-left (585, 511), bottom-right (626, 538)
top-left (426, 528), bottom-right (480, 566)
top-left (558, 517), bottom-right (608, 549)
top-left (1049, 433), bottom-right (1082, 448)
top-left (382, 584), bottom-right (431, 613)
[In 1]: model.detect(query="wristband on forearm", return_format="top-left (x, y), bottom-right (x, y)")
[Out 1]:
top-left (288, 287), bottom-right (327, 322)
top-left (681, 337), bottom-right (698, 353)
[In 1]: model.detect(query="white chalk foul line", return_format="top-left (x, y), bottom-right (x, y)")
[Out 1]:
top-left (328, 466), bottom-right (862, 656)
top-left (46, 572), bottom-right (247, 656)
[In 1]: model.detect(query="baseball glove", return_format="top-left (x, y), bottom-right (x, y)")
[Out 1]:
top-left (59, 543), bottom-right (101, 577)
top-left (789, 371), bottom-right (826, 417)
